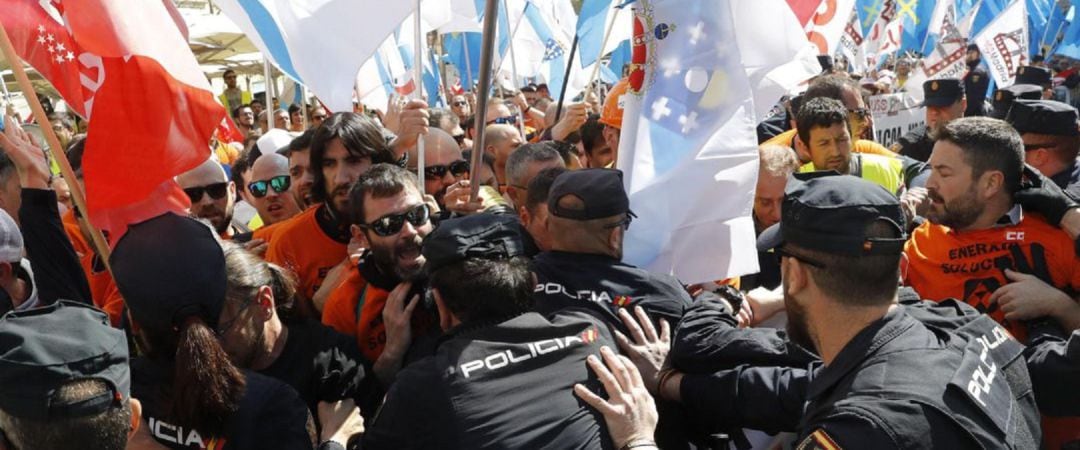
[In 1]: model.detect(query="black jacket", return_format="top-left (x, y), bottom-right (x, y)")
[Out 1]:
top-left (676, 295), bottom-right (1041, 449)
top-left (894, 126), bottom-right (934, 163)
top-left (364, 310), bottom-right (615, 450)
top-left (1025, 321), bottom-right (1080, 416)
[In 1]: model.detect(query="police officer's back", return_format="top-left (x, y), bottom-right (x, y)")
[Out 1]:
top-left (644, 175), bottom-right (1041, 449)
top-left (364, 214), bottom-right (616, 450)
top-left (530, 169), bottom-right (691, 331)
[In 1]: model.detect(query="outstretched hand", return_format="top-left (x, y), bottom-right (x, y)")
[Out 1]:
top-left (0, 116), bottom-right (51, 189)
top-left (574, 346), bottom-right (658, 450)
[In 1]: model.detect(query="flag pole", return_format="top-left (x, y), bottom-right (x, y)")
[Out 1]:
top-left (0, 22), bottom-right (113, 270)
top-left (469, 0), bottom-right (502, 203)
top-left (414, 1), bottom-right (426, 188)
top-left (583, 5), bottom-right (620, 104)
top-left (264, 57), bottom-right (275, 131)
top-left (462, 33), bottom-right (475, 89)
top-left (500, 0), bottom-right (528, 141)
top-left (554, 34), bottom-right (580, 122)
top-left (437, 34), bottom-right (452, 102)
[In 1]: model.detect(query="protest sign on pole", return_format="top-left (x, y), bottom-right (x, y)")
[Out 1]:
top-left (973, 0), bottom-right (1028, 88)
top-left (868, 93), bottom-right (924, 148)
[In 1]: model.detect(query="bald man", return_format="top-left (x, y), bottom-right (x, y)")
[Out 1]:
top-left (177, 159), bottom-right (238, 238)
top-left (484, 124), bottom-right (524, 186)
top-left (409, 129), bottom-right (466, 208)
top-left (249, 153), bottom-right (303, 225)
top-left (485, 100), bottom-right (514, 125)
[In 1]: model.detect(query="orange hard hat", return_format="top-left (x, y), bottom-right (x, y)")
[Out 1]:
top-left (600, 78), bottom-right (630, 129)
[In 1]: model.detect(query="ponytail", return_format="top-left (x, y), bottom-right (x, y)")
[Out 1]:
top-left (171, 316), bottom-right (246, 436)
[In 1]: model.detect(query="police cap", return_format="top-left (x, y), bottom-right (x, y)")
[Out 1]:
top-left (990, 84), bottom-right (1044, 119)
top-left (422, 214), bottom-right (526, 273)
top-left (921, 78), bottom-right (965, 107)
top-left (1015, 65), bottom-right (1052, 88)
top-left (0, 301), bottom-right (129, 420)
top-left (548, 169), bottom-right (636, 221)
top-left (1006, 100), bottom-right (1079, 137)
top-left (757, 173), bottom-right (907, 256)
top-left (111, 213), bottom-right (227, 332)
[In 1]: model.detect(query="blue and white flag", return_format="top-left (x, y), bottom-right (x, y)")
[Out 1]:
top-left (576, 0), bottom-right (634, 68)
top-left (215, 0), bottom-right (414, 112)
top-left (616, 0), bottom-right (818, 283)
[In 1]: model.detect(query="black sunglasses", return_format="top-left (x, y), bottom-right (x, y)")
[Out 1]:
top-left (453, 134), bottom-right (466, 144)
top-left (452, 101), bottom-right (468, 107)
top-left (604, 215), bottom-right (633, 231)
top-left (360, 204), bottom-right (431, 237)
top-left (183, 182), bottom-right (229, 202)
top-left (847, 108), bottom-right (871, 119)
top-left (248, 175), bottom-right (291, 198)
top-left (425, 160), bottom-right (470, 179)
top-left (488, 115), bottom-right (517, 125)
top-left (774, 247), bottom-right (827, 269)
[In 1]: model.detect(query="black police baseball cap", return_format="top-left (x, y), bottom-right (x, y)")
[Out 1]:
top-left (1016, 66), bottom-right (1052, 88)
top-left (990, 84), bottom-right (1044, 119)
top-left (757, 174), bottom-right (907, 256)
top-left (919, 78), bottom-right (964, 107)
top-left (1006, 99), bottom-right (1080, 137)
top-left (422, 214), bottom-right (526, 273)
top-left (0, 301), bottom-right (129, 420)
top-left (548, 169), bottom-right (636, 220)
top-left (111, 213), bottom-right (227, 332)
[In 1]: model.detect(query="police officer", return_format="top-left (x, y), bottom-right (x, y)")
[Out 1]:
top-left (989, 84), bottom-right (1043, 120)
top-left (892, 79), bottom-right (965, 162)
top-left (1016, 65), bottom-right (1054, 99)
top-left (0, 301), bottom-right (139, 450)
top-left (364, 214), bottom-right (619, 449)
top-left (619, 175), bottom-right (1042, 448)
top-left (1006, 99), bottom-right (1080, 199)
top-left (963, 44), bottom-right (991, 117)
top-left (531, 169), bottom-right (691, 330)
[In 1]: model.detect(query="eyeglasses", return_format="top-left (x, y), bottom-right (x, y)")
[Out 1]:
top-left (1024, 142), bottom-right (1056, 152)
top-left (453, 134), bottom-right (466, 144)
top-left (359, 204), bottom-right (431, 237)
top-left (425, 160), bottom-right (470, 179)
top-left (312, 114), bottom-right (328, 120)
top-left (488, 115), bottom-right (518, 125)
top-left (452, 101), bottom-right (468, 107)
top-left (183, 182), bottom-right (229, 202)
top-left (774, 247), bottom-right (827, 269)
top-left (847, 108), bottom-right (871, 119)
top-left (604, 215), bottom-right (633, 231)
top-left (248, 175), bottom-right (291, 198)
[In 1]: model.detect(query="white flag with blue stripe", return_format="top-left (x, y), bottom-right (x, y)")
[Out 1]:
top-left (215, 0), bottom-right (414, 112)
top-left (616, 0), bottom-right (818, 283)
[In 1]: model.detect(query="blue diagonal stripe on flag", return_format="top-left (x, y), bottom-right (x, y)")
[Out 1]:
top-left (523, 3), bottom-right (567, 96)
top-left (236, 0), bottom-right (301, 81)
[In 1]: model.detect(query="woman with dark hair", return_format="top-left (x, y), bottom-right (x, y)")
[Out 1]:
top-left (111, 213), bottom-right (315, 449)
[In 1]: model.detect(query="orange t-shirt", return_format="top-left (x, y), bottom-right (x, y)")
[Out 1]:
top-left (903, 213), bottom-right (1080, 342)
top-left (252, 219), bottom-right (287, 246)
top-left (764, 129), bottom-right (898, 158)
top-left (265, 206), bottom-right (347, 301)
top-left (62, 211), bottom-right (124, 326)
top-left (322, 266), bottom-right (391, 362)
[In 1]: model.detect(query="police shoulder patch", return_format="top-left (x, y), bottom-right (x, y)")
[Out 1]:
top-left (797, 429), bottom-right (842, 450)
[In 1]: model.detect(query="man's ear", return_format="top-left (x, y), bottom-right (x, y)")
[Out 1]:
top-left (518, 204), bottom-right (531, 225)
top-left (981, 170), bottom-right (1006, 199)
top-left (128, 398), bottom-right (143, 440)
top-left (350, 224), bottom-right (371, 248)
top-left (431, 288), bottom-right (454, 331)
top-left (784, 257), bottom-right (809, 298)
top-left (256, 285), bottom-right (276, 320)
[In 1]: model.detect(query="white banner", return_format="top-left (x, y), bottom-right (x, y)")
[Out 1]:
top-left (973, 0), bottom-right (1028, 88)
top-left (836, 8), bottom-right (868, 72)
top-left (869, 93), bottom-right (925, 148)
top-left (806, 0), bottom-right (857, 56)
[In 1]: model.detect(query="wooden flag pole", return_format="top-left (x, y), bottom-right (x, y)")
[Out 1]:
top-left (0, 22), bottom-right (114, 271)
top-left (469, 0), bottom-right (502, 203)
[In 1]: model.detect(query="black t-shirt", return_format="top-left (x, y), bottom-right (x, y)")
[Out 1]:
top-left (132, 358), bottom-right (314, 449)
top-left (260, 320), bottom-right (376, 424)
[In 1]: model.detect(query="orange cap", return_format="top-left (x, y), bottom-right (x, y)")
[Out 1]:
top-left (600, 78), bottom-right (630, 129)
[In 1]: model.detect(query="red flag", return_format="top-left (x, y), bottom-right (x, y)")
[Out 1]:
top-left (216, 115), bottom-right (245, 144)
top-left (786, 0), bottom-right (826, 28)
top-left (0, 1), bottom-right (94, 117)
top-left (48, 0), bottom-right (222, 239)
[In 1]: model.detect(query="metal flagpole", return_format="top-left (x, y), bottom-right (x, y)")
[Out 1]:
top-left (554, 34), bottom-right (579, 122)
top-left (462, 33), bottom-right (474, 89)
top-left (264, 57), bottom-right (275, 131)
top-left (300, 84), bottom-right (309, 128)
top-left (501, 0), bottom-right (527, 140)
top-left (414, 0), bottom-right (426, 187)
top-left (470, 0), bottom-right (502, 202)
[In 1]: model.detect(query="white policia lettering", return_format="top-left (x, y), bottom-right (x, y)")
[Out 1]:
top-left (535, 282), bottom-right (613, 304)
top-left (458, 334), bottom-right (589, 379)
top-left (148, 417), bottom-right (210, 448)
top-left (966, 326), bottom-right (1010, 407)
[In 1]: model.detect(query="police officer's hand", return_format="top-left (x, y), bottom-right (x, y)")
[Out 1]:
top-left (1015, 165), bottom-right (1079, 226)
top-left (574, 346), bottom-right (658, 450)
top-left (614, 306), bottom-right (671, 395)
top-left (318, 398), bottom-right (365, 446)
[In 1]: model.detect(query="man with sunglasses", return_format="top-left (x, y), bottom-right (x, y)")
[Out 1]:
top-left (408, 129), bottom-right (468, 209)
top-left (248, 153), bottom-right (302, 230)
top-left (450, 95), bottom-right (471, 123)
top-left (1006, 99), bottom-right (1080, 199)
top-left (178, 158), bottom-right (240, 238)
top-left (323, 164), bottom-right (440, 383)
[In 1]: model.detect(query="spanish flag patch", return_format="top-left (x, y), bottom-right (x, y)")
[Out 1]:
top-left (796, 429), bottom-right (841, 450)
